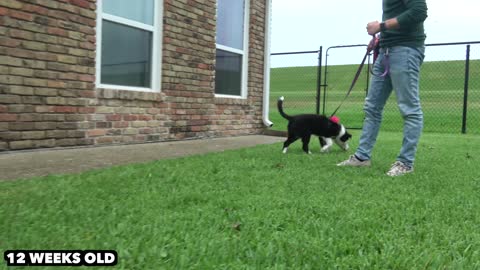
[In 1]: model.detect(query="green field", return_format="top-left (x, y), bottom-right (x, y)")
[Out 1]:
top-left (269, 60), bottom-right (480, 134)
top-left (2, 131), bottom-right (480, 269)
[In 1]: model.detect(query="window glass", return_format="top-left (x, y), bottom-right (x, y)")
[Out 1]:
top-left (101, 21), bottom-right (152, 87)
top-left (216, 0), bottom-right (245, 50)
top-left (215, 49), bottom-right (242, 96)
top-left (103, 0), bottom-right (154, 25)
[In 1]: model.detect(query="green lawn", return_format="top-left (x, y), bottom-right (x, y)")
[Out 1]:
top-left (269, 60), bottom-right (480, 134)
top-left (2, 131), bottom-right (480, 269)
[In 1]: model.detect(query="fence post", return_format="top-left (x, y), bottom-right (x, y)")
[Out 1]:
top-left (462, 45), bottom-right (470, 134)
top-left (316, 46), bottom-right (323, 114)
top-left (322, 49), bottom-right (329, 115)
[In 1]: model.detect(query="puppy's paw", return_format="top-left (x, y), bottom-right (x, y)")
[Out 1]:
top-left (320, 146), bottom-right (331, 153)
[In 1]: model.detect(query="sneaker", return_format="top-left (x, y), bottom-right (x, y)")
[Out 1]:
top-left (337, 155), bottom-right (371, 167)
top-left (386, 161), bottom-right (413, 177)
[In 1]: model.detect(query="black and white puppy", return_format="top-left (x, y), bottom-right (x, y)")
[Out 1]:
top-left (278, 96), bottom-right (352, 154)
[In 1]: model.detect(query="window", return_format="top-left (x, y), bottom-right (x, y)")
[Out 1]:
top-left (96, 0), bottom-right (162, 92)
top-left (215, 0), bottom-right (249, 98)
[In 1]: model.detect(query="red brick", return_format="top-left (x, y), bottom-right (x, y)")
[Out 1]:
top-left (139, 128), bottom-right (153, 134)
top-left (124, 115), bottom-right (138, 121)
top-left (0, 105), bottom-right (7, 112)
top-left (54, 106), bottom-right (77, 113)
top-left (78, 74), bottom-right (95, 82)
top-left (78, 91), bottom-right (96, 98)
top-left (0, 113), bottom-right (17, 121)
top-left (9, 11), bottom-right (34, 21)
top-left (87, 129), bottom-right (106, 137)
top-left (113, 122), bottom-right (129, 128)
top-left (190, 126), bottom-right (203, 132)
top-left (35, 52), bottom-right (57, 62)
top-left (70, 0), bottom-right (90, 9)
top-left (189, 120), bottom-right (208, 126)
top-left (106, 114), bottom-right (121, 121)
top-left (23, 4), bottom-right (49, 15)
top-left (79, 41), bottom-right (95, 50)
top-left (47, 80), bottom-right (66, 88)
top-left (138, 115), bottom-right (153, 121)
top-left (0, 7), bottom-right (8, 16)
top-left (134, 135), bottom-right (146, 142)
top-left (47, 27), bottom-right (68, 37)
top-left (197, 63), bottom-right (209, 69)
top-left (176, 47), bottom-right (189, 54)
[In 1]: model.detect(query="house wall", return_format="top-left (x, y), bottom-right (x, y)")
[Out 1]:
top-left (0, 0), bottom-right (267, 151)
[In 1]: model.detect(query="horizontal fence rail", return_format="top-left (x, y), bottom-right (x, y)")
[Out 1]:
top-left (269, 41), bottom-right (480, 134)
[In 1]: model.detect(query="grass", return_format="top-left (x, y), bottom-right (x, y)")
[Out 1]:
top-left (2, 131), bottom-right (480, 269)
top-left (269, 60), bottom-right (480, 134)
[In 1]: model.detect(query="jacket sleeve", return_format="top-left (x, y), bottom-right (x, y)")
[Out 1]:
top-left (397, 0), bottom-right (428, 28)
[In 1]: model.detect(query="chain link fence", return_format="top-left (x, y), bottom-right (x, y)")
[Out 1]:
top-left (269, 42), bottom-right (480, 134)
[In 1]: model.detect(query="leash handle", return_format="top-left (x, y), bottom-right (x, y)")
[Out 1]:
top-left (330, 36), bottom-right (383, 117)
top-left (367, 36), bottom-right (378, 53)
top-left (369, 47), bottom-right (389, 77)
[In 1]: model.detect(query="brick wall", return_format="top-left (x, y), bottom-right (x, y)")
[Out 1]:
top-left (0, 0), bottom-right (267, 151)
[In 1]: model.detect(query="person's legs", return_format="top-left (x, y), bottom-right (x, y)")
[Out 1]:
top-left (338, 51), bottom-right (393, 167)
top-left (354, 51), bottom-right (393, 161)
top-left (389, 46), bottom-right (425, 169)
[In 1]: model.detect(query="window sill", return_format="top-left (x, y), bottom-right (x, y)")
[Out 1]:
top-left (98, 83), bottom-right (159, 93)
top-left (214, 95), bottom-right (250, 105)
top-left (96, 88), bottom-right (164, 101)
top-left (214, 94), bottom-right (247, 99)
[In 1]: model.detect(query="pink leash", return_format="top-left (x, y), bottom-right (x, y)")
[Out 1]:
top-left (370, 36), bottom-right (390, 77)
top-left (330, 37), bottom-right (380, 117)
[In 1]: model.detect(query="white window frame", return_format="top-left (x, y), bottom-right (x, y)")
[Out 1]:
top-left (96, 0), bottom-right (163, 92)
top-left (214, 0), bottom-right (250, 99)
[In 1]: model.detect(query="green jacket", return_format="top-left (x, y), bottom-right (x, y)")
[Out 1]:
top-left (380, 0), bottom-right (428, 48)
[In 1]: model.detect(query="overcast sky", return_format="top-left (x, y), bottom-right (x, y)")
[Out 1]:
top-left (271, 0), bottom-right (480, 66)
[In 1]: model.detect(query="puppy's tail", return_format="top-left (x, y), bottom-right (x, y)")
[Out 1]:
top-left (277, 96), bottom-right (292, 121)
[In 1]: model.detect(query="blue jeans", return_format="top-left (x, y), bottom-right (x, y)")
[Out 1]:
top-left (355, 46), bottom-right (425, 167)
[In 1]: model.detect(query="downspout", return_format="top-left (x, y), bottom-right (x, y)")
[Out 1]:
top-left (262, 0), bottom-right (274, 127)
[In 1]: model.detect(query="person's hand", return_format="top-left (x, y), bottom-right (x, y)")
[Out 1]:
top-left (367, 36), bottom-right (378, 51)
top-left (366, 21), bottom-right (381, 35)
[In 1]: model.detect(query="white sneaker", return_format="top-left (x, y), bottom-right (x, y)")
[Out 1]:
top-left (386, 161), bottom-right (413, 177)
top-left (337, 155), bottom-right (371, 167)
